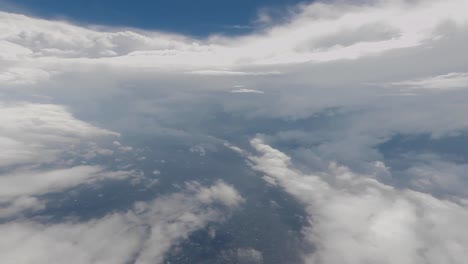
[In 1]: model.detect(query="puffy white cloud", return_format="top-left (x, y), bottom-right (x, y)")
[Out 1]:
top-left (0, 0), bottom-right (467, 77)
top-left (193, 180), bottom-right (245, 207)
top-left (0, 102), bottom-right (132, 218)
top-left (0, 166), bottom-right (130, 198)
top-left (1, 0), bottom-right (468, 262)
top-left (0, 180), bottom-right (243, 264)
top-left (0, 166), bottom-right (135, 216)
top-left (0, 213), bottom-right (143, 264)
top-left (246, 138), bottom-right (468, 264)
top-left (0, 102), bottom-right (117, 167)
top-left (1, 0), bottom-right (467, 132)
top-left (0, 196), bottom-right (45, 219)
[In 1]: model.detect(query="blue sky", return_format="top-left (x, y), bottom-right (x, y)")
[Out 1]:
top-left (0, 0), bottom-right (307, 36)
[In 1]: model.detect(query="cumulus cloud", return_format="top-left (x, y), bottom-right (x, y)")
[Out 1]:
top-left (0, 0), bottom-right (467, 77)
top-left (246, 138), bottom-right (468, 264)
top-left (1, 0), bottom-right (468, 130)
top-left (0, 196), bottom-right (45, 219)
top-left (0, 166), bottom-right (135, 218)
top-left (0, 166), bottom-right (130, 199)
top-left (2, 0), bottom-right (468, 262)
top-left (0, 102), bottom-right (132, 218)
top-left (0, 102), bottom-right (117, 167)
top-left (0, 180), bottom-right (243, 264)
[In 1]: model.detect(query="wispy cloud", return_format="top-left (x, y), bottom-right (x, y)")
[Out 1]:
top-left (389, 72), bottom-right (468, 90)
top-left (230, 88), bottom-right (264, 94)
top-left (187, 70), bottom-right (281, 76)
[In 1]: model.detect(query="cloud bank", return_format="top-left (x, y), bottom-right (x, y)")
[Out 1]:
top-left (1, 0), bottom-right (468, 262)
top-left (0, 180), bottom-right (243, 264)
top-left (247, 138), bottom-right (468, 264)
top-left (1, 0), bottom-right (467, 79)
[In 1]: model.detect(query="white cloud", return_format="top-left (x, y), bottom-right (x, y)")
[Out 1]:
top-left (389, 72), bottom-right (468, 90)
top-left (246, 138), bottom-right (468, 264)
top-left (193, 180), bottom-right (245, 207)
top-left (0, 67), bottom-right (50, 85)
top-left (0, 213), bottom-right (143, 264)
top-left (0, 102), bottom-right (117, 167)
top-left (0, 102), bottom-right (131, 218)
top-left (189, 145), bottom-right (206, 156)
top-left (0, 163), bottom-right (134, 219)
top-left (188, 70), bottom-right (282, 76)
top-left (1, 1), bottom-right (468, 262)
top-left (0, 196), bottom-right (45, 218)
top-left (0, 181), bottom-right (243, 264)
top-left (404, 157), bottom-right (468, 198)
top-left (230, 89), bottom-right (264, 94)
top-left (0, 166), bottom-right (130, 198)
top-left (0, 0), bottom-right (467, 77)
top-left (236, 248), bottom-right (264, 263)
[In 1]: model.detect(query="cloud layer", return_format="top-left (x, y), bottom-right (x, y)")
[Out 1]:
top-left (0, 180), bottom-right (243, 264)
top-left (247, 138), bottom-right (468, 264)
top-left (1, 0), bottom-right (468, 80)
top-left (1, 0), bottom-right (468, 263)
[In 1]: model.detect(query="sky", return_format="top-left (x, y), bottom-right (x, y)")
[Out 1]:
top-left (1, 0), bottom-right (468, 263)
top-left (0, 0), bottom-right (306, 36)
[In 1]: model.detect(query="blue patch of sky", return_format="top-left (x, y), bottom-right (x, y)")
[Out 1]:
top-left (0, 0), bottom-right (310, 36)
